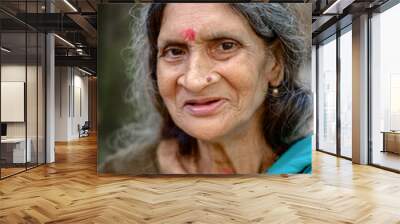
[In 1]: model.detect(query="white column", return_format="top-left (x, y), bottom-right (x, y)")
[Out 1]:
top-left (46, 33), bottom-right (55, 163)
top-left (45, 1), bottom-right (55, 163)
top-left (312, 45), bottom-right (317, 150)
top-left (352, 14), bottom-right (369, 164)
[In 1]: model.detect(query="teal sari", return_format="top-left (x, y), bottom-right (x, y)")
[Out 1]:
top-left (266, 135), bottom-right (312, 174)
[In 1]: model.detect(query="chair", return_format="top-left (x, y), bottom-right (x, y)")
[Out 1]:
top-left (78, 121), bottom-right (90, 138)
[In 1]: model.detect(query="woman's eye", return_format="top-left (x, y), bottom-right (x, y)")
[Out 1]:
top-left (168, 48), bottom-right (184, 56)
top-left (220, 42), bottom-right (235, 51)
top-left (211, 40), bottom-right (240, 60)
top-left (161, 47), bottom-right (186, 61)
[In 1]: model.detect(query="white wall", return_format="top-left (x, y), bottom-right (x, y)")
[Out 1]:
top-left (54, 67), bottom-right (89, 141)
top-left (1, 82), bottom-right (25, 122)
top-left (55, 66), bottom-right (69, 141)
top-left (1, 65), bottom-right (40, 137)
top-left (1, 63), bottom-right (46, 164)
top-left (1, 65), bottom-right (26, 135)
top-left (72, 72), bottom-right (89, 138)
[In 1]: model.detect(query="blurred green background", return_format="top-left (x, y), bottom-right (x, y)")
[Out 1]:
top-left (98, 4), bottom-right (135, 164)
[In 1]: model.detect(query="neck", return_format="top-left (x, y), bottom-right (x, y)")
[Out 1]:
top-left (196, 111), bottom-right (276, 174)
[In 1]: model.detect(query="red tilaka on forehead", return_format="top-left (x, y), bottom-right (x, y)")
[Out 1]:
top-left (181, 28), bottom-right (196, 41)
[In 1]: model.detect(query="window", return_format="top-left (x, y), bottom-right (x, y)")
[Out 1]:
top-left (371, 2), bottom-right (400, 171)
top-left (340, 28), bottom-right (352, 158)
top-left (317, 36), bottom-right (337, 154)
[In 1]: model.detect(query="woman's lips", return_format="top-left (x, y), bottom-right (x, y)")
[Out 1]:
top-left (183, 98), bottom-right (226, 117)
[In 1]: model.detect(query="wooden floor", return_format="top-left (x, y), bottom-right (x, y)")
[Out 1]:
top-left (1, 167), bottom-right (26, 178)
top-left (373, 150), bottom-right (400, 171)
top-left (1, 163), bottom-right (45, 178)
top-left (1, 135), bottom-right (400, 223)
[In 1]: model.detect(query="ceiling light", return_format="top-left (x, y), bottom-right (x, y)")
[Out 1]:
top-left (323, 0), bottom-right (355, 15)
top-left (63, 0), bottom-right (78, 12)
top-left (78, 67), bottom-right (92, 76)
top-left (1, 47), bottom-right (11, 53)
top-left (54, 34), bottom-right (75, 48)
top-left (323, 0), bottom-right (341, 14)
top-left (76, 48), bottom-right (85, 55)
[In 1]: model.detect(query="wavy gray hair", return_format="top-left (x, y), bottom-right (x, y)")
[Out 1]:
top-left (105, 3), bottom-right (312, 162)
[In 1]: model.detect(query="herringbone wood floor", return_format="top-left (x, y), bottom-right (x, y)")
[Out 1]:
top-left (1, 135), bottom-right (400, 224)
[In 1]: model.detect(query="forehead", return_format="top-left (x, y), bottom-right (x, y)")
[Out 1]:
top-left (159, 3), bottom-right (252, 39)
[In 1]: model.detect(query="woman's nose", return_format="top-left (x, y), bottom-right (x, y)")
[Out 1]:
top-left (177, 52), bottom-right (218, 92)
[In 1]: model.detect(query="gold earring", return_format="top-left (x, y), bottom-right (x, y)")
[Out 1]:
top-left (272, 88), bottom-right (279, 97)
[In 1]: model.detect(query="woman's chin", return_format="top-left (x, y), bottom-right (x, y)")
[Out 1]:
top-left (179, 122), bottom-right (230, 142)
top-left (171, 109), bottom-right (235, 141)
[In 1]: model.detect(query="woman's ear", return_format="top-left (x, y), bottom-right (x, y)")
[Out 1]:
top-left (266, 40), bottom-right (284, 87)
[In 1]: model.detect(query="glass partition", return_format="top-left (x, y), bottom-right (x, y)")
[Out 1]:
top-left (27, 30), bottom-right (38, 169)
top-left (339, 27), bottom-right (352, 158)
top-left (312, 46), bottom-right (316, 150)
top-left (1, 30), bottom-right (28, 177)
top-left (0, 1), bottom-right (46, 179)
top-left (38, 32), bottom-right (45, 165)
top-left (371, 3), bottom-right (400, 171)
top-left (317, 36), bottom-right (337, 155)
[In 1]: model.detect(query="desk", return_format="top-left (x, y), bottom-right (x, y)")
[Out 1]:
top-left (381, 131), bottom-right (400, 154)
top-left (1, 138), bottom-right (31, 163)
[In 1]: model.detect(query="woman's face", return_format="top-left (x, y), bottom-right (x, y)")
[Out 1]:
top-left (156, 3), bottom-right (281, 141)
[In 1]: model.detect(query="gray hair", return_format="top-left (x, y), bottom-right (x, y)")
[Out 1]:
top-left (104, 3), bottom-right (312, 162)
top-left (103, 4), bottom-right (161, 159)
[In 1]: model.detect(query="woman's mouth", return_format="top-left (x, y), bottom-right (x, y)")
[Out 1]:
top-left (183, 98), bottom-right (226, 117)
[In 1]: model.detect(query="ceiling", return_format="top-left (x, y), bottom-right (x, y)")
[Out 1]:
top-left (310, 0), bottom-right (391, 44)
top-left (0, 0), bottom-right (97, 74)
top-left (1, 0), bottom-right (397, 74)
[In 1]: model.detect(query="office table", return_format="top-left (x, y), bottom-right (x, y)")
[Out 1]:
top-left (1, 138), bottom-right (32, 164)
top-left (381, 131), bottom-right (400, 154)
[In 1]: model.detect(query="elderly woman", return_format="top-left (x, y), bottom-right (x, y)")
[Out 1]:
top-left (101, 3), bottom-right (313, 174)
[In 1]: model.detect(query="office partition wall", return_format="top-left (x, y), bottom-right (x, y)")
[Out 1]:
top-left (0, 31), bottom-right (28, 177)
top-left (0, 1), bottom-right (46, 179)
